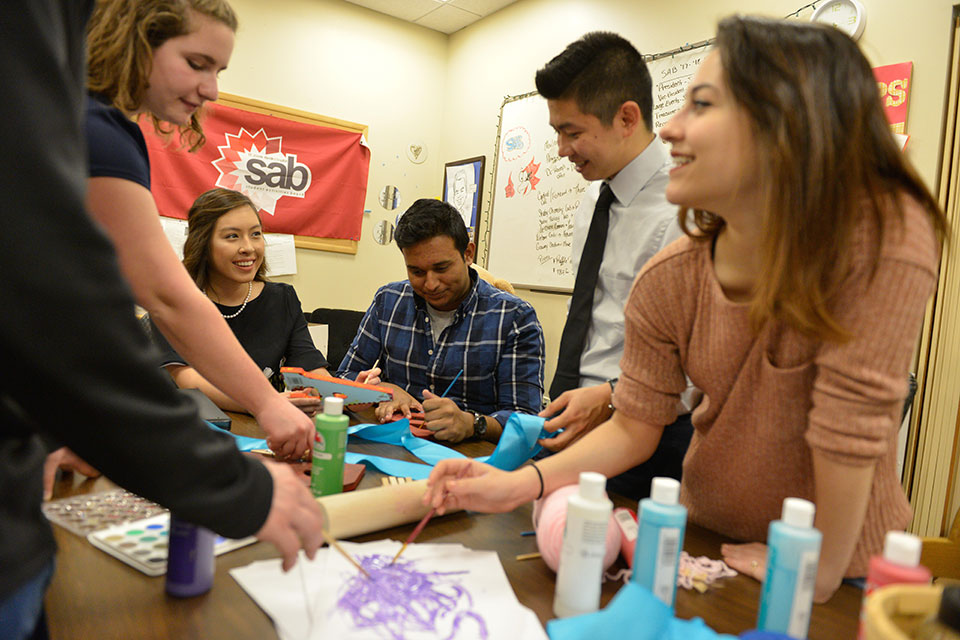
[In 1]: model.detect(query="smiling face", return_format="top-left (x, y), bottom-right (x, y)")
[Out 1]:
top-left (142, 10), bottom-right (235, 125)
top-left (547, 97), bottom-right (633, 182)
top-left (401, 235), bottom-right (475, 312)
top-left (207, 206), bottom-right (265, 286)
top-left (659, 51), bottom-right (760, 215)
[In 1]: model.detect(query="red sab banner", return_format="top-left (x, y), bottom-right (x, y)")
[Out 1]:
top-left (873, 62), bottom-right (913, 135)
top-left (141, 102), bottom-right (370, 240)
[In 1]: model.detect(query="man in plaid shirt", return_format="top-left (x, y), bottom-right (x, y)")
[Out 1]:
top-left (337, 199), bottom-right (545, 443)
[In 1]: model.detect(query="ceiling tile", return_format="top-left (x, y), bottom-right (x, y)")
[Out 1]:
top-left (448, 0), bottom-right (518, 17)
top-left (415, 3), bottom-right (481, 34)
top-left (341, 0), bottom-right (440, 22)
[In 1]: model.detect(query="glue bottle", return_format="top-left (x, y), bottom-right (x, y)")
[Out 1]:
top-left (165, 515), bottom-right (215, 597)
top-left (632, 476), bottom-right (687, 608)
top-left (757, 497), bottom-right (822, 639)
top-left (310, 396), bottom-right (349, 498)
top-left (857, 531), bottom-right (932, 639)
top-left (553, 472), bottom-right (613, 618)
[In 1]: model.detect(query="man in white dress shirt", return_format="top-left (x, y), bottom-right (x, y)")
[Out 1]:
top-left (536, 32), bottom-right (696, 499)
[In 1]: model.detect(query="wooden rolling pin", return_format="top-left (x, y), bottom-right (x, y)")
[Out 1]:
top-left (315, 479), bottom-right (462, 539)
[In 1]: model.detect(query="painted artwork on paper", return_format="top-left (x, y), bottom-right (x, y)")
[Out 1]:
top-left (336, 553), bottom-right (488, 640)
top-left (228, 541), bottom-right (548, 640)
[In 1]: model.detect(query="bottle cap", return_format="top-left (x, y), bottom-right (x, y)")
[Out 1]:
top-left (578, 471), bottom-right (606, 501)
top-left (781, 497), bottom-right (815, 528)
top-left (324, 396), bottom-right (344, 415)
top-left (882, 531), bottom-right (922, 567)
top-left (939, 585), bottom-right (960, 631)
top-left (650, 477), bottom-right (680, 505)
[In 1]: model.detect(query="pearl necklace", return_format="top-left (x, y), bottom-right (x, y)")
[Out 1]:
top-left (213, 281), bottom-right (253, 319)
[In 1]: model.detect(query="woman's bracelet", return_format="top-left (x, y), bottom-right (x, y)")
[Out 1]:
top-left (530, 462), bottom-right (544, 501)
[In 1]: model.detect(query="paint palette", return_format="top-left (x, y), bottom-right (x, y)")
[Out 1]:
top-left (87, 513), bottom-right (256, 576)
top-left (42, 489), bottom-right (167, 537)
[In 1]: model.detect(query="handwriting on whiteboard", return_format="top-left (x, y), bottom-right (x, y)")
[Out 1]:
top-left (648, 48), bottom-right (712, 133)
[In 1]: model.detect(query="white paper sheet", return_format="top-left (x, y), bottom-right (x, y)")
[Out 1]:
top-left (231, 541), bottom-right (548, 640)
top-left (158, 216), bottom-right (189, 260)
top-left (263, 233), bottom-right (297, 276)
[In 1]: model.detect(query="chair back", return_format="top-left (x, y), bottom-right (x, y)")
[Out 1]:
top-left (307, 308), bottom-right (365, 371)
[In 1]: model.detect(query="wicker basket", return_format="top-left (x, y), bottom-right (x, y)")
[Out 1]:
top-left (862, 584), bottom-right (943, 639)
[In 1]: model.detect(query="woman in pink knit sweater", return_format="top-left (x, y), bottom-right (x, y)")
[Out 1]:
top-left (426, 16), bottom-right (947, 602)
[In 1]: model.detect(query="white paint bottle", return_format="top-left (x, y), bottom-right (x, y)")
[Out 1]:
top-left (552, 471), bottom-right (613, 618)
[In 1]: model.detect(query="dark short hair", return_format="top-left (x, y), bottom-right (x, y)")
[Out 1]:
top-left (182, 188), bottom-right (268, 291)
top-left (395, 199), bottom-right (469, 255)
top-left (535, 31), bottom-right (653, 130)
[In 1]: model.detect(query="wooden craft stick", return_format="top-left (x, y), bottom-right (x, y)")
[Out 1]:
top-left (515, 552), bottom-right (542, 561)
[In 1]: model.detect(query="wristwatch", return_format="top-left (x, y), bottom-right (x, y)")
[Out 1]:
top-left (469, 410), bottom-right (487, 440)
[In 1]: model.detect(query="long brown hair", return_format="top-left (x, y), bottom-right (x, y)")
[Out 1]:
top-left (681, 16), bottom-right (947, 340)
top-left (182, 188), bottom-right (268, 292)
top-left (86, 0), bottom-right (238, 152)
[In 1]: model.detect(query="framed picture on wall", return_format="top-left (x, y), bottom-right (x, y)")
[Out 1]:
top-left (442, 156), bottom-right (485, 242)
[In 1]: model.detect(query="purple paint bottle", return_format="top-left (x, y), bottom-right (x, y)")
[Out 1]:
top-left (165, 515), bottom-right (215, 597)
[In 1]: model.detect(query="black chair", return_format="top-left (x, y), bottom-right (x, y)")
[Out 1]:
top-left (307, 308), bottom-right (365, 372)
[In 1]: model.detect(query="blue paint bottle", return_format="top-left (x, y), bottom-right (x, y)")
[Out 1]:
top-left (757, 497), bottom-right (822, 639)
top-left (632, 477), bottom-right (686, 608)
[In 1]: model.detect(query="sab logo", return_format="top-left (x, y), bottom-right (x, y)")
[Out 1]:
top-left (501, 126), bottom-right (531, 163)
top-left (244, 155), bottom-right (311, 191)
top-left (212, 127), bottom-right (314, 215)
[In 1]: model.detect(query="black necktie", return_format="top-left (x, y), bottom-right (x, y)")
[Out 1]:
top-left (550, 182), bottom-right (615, 398)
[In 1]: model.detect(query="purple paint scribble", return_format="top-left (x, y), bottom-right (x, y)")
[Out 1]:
top-left (335, 553), bottom-right (489, 640)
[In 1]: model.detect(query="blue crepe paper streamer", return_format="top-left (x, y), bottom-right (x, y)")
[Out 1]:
top-left (207, 414), bottom-right (551, 479)
top-left (546, 582), bottom-right (738, 640)
top-left (345, 412), bottom-right (552, 479)
top-left (207, 421), bottom-right (268, 451)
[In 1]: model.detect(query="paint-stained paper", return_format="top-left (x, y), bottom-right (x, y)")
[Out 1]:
top-left (231, 541), bottom-right (547, 640)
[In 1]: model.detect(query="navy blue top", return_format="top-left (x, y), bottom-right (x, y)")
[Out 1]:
top-left (85, 94), bottom-right (151, 189)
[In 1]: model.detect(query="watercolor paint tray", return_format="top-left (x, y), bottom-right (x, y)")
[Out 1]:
top-left (87, 513), bottom-right (257, 576)
top-left (42, 489), bottom-right (168, 538)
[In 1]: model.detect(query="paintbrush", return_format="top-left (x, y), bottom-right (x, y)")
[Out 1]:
top-left (323, 528), bottom-right (372, 579)
top-left (390, 463), bottom-right (470, 565)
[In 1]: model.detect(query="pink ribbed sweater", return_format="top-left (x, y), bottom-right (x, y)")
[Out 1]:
top-left (614, 197), bottom-right (938, 577)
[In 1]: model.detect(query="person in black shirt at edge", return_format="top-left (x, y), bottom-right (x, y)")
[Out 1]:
top-left (0, 3), bottom-right (323, 639)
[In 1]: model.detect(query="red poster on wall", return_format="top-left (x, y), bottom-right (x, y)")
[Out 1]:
top-left (141, 102), bottom-right (370, 240)
top-left (873, 62), bottom-right (913, 135)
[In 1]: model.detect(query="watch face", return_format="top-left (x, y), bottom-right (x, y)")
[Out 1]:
top-left (812, 0), bottom-right (864, 39)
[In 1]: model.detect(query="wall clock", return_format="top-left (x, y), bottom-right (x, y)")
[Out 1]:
top-left (811, 0), bottom-right (866, 40)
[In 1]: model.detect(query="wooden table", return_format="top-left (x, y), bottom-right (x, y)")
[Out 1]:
top-left (45, 413), bottom-right (861, 639)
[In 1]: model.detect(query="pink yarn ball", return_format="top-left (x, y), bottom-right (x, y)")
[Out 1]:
top-left (532, 483), bottom-right (622, 573)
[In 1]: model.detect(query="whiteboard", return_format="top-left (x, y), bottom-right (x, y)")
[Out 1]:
top-left (648, 46), bottom-right (713, 133)
top-left (486, 93), bottom-right (588, 292)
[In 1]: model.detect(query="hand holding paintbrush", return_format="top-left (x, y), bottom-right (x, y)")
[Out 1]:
top-left (391, 462), bottom-right (471, 564)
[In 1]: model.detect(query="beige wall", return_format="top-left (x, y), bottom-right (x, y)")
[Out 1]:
top-left (223, 0), bottom-right (449, 315)
top-left (222, 0), bottom-right (956, 389)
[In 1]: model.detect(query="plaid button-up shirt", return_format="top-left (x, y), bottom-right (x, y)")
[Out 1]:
top-left (337, 271), bottom-right (544, 425)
